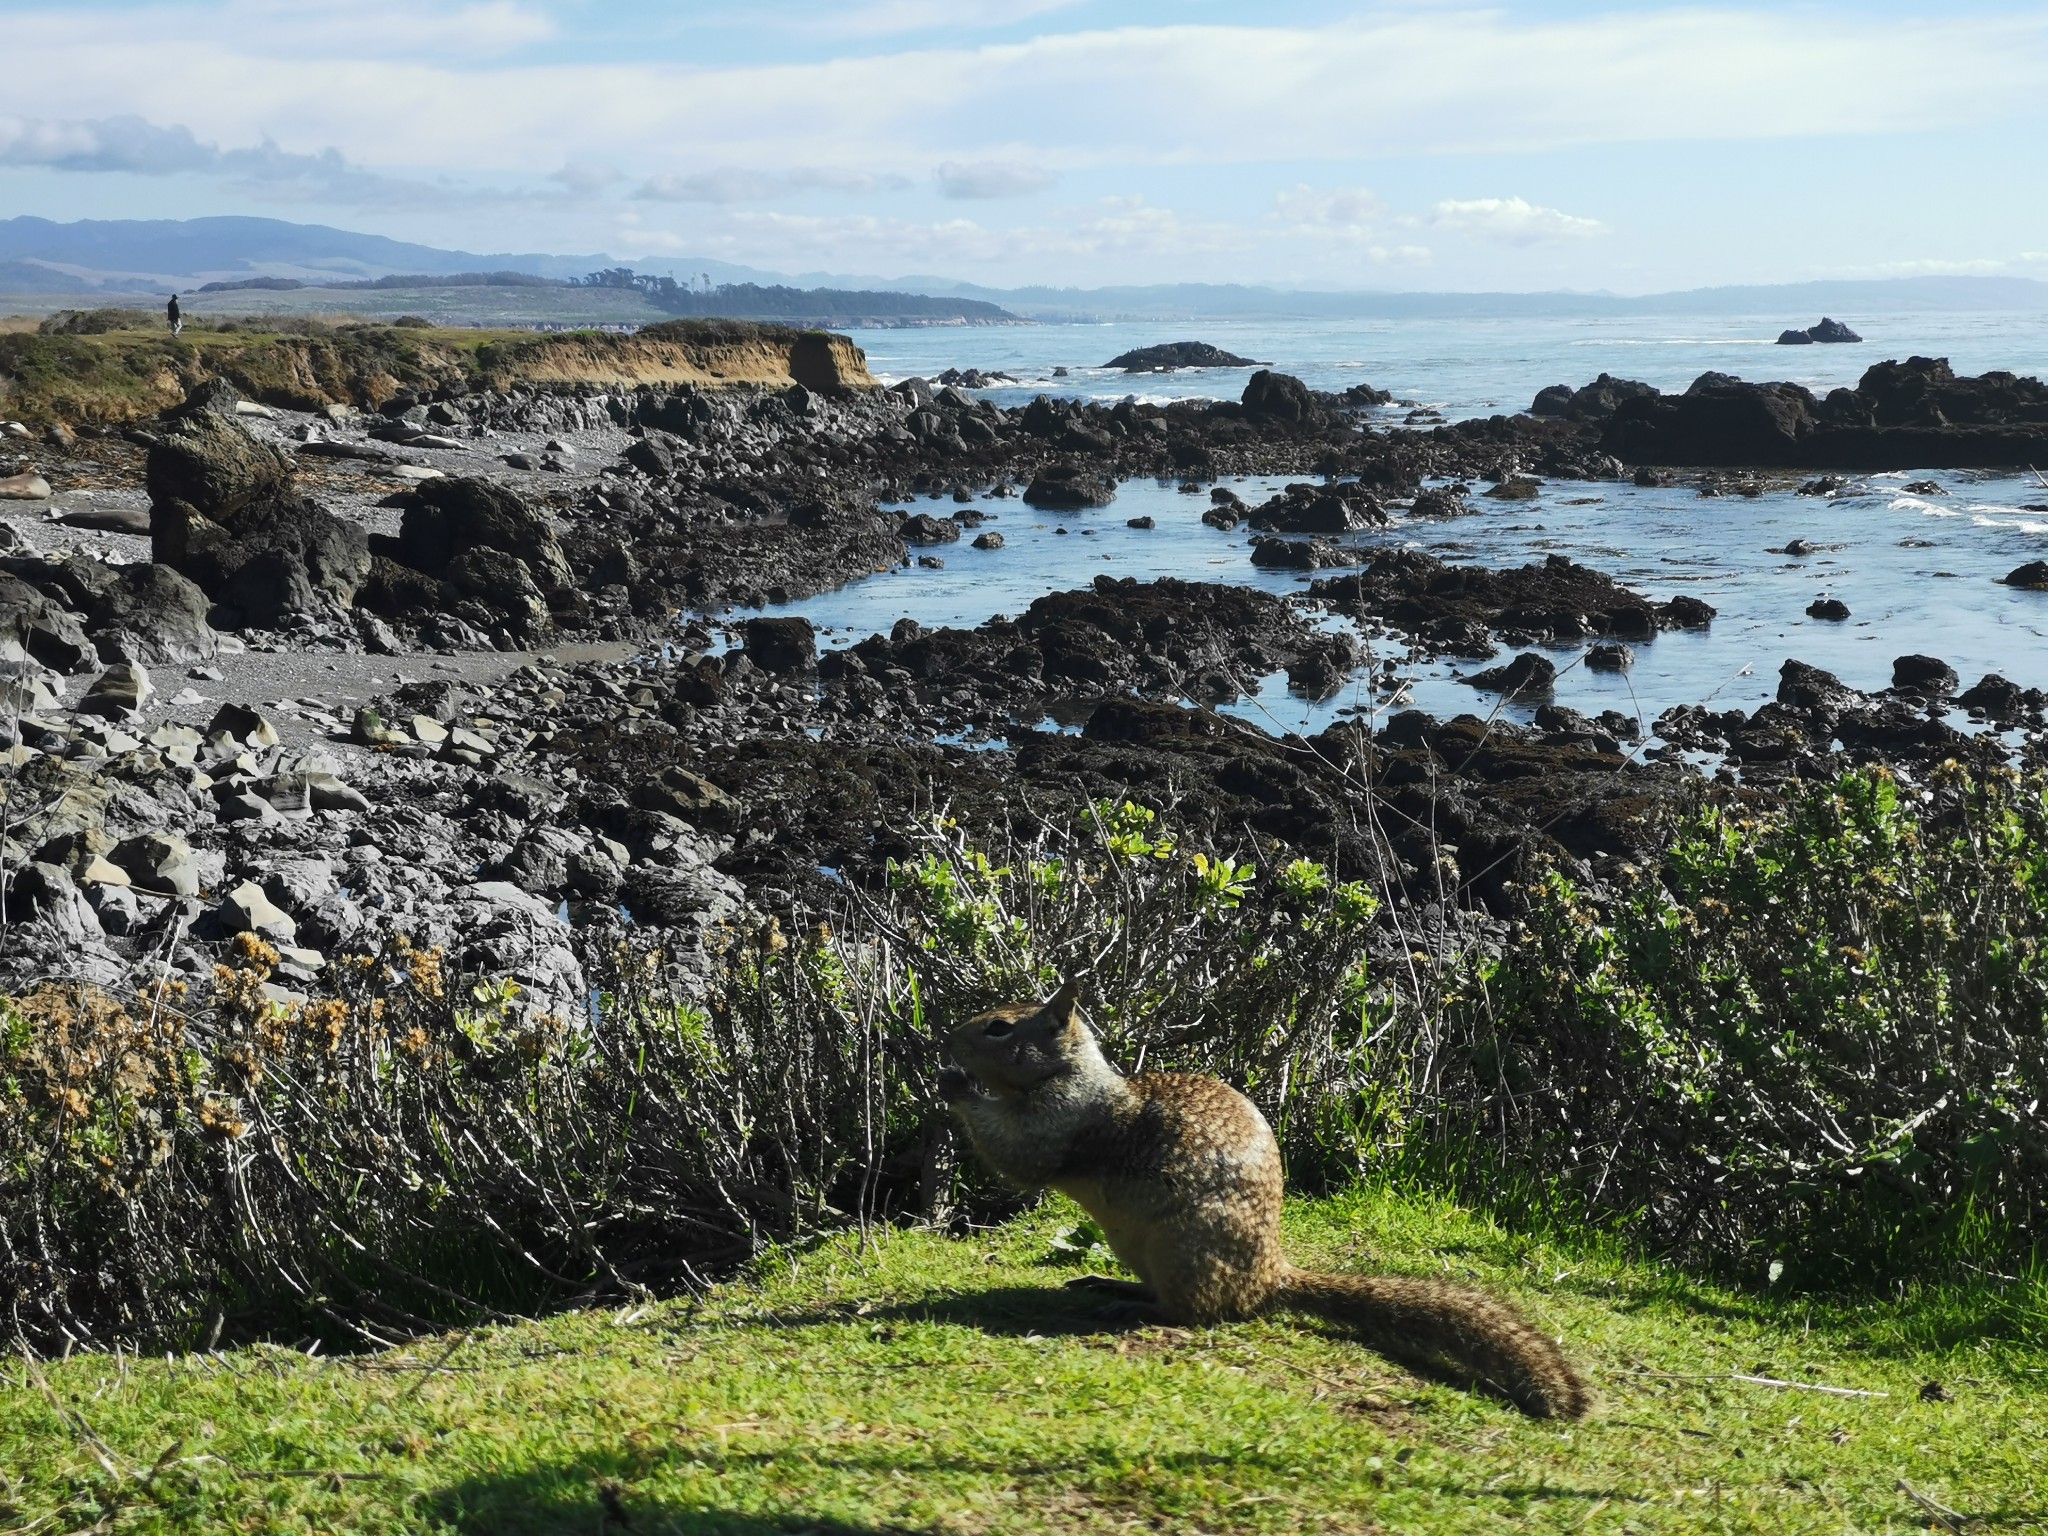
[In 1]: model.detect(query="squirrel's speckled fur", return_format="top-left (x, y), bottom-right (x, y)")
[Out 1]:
top-left (941, 981), bottom-right (1590, 1420)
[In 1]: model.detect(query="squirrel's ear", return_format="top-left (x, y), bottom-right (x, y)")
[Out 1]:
top-left (1043, 976), bottom-right (1083, 1030)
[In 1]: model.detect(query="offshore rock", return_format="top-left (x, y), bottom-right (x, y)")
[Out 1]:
top-left (1107, 341), bottom-right (1264, 372)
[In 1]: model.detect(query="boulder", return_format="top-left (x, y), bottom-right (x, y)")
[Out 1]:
top-left (624, 434), bottom-right (679, 478)
top-left (2001, 561), bottom-right (2048, 589)
top-left (397, 476), bottom-right (572, 589)
top-left (900, 512), bottom-right (962, 544)
top-left (217, 880), bottom-right (297, 941)
top-left (1527, 374), bottom-right (1658, 422)
top-left (1891, 654), bottom-right (1959, 696)
top-left (207, 701), bottom-right (280, 748)
top-left (1240, 370), bottom-right (1317, 424)
top-left (145, 399), bottom-right (292, 518)
top-left (0, 571), bottom-right (96, 672)
top-left (1777, 318), bottom-right (1862, 345)
top-left (1957, 673), bottom-right (2031, 721)
top-left (1586, 642), bottom-right (1635, 671)
top-left (1022, 464), bottom-right (1116, 509)
top-left (1245, 484), bottom-right (1384, 533)
top-left (1806, 597), bottom-right (1850, 621)
top-left (85, 562), bottom-right (217, 664)
top-left (741, 615), bottom-right (817, 674)
top-left (1777, 659), bottom-right (1864, 721)
top-left (111, 832), bottom-right (203, 897)
top-left (1105, 341), bottom-right (1263, 372)
top-left (1464, 652), bottom-right (1556, 699)
top-left (447, 546), bottom-right (548, 632)
top-left (76, 662), bottom-right (153, 720)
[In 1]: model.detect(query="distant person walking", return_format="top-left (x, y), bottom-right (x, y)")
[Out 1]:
top-left (167, 293), bottom-right (182, 336)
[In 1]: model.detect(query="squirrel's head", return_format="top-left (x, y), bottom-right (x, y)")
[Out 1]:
top-left (946, 978), bottom-right (1091, 1094)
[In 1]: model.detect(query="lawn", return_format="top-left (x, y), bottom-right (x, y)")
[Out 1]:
top-left (1, 1189), bottom-right (2041, 1534)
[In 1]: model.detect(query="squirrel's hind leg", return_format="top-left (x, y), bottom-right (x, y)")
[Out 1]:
top-left (1064, 1275), bottom-right (1156, 1298)
top-left (1064, 1275), bottom-right (1163, 1324)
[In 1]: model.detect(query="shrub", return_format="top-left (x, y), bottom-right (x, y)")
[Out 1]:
top-left (1436, 765), bottom-right (2048, 1285)
top-left (2, 771), bottom-right (2043, 1352)
top-left (36, 308), bottom-right (160, 336)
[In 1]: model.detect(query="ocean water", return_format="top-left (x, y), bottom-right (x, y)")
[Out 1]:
top-left (731, 314), bottom-right (2048, 741)
top-left (846, 310), bottom-right (2048, 424)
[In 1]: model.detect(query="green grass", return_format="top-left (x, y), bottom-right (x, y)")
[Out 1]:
top-left (2, 1190), bottom-right (2043, 1534)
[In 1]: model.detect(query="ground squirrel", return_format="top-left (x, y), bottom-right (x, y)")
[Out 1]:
top-left (940, 980), bottom-right (1590, 1419)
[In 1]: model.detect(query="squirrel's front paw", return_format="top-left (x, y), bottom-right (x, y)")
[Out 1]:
top-left (937, 1064), bottom-right (975, 1103)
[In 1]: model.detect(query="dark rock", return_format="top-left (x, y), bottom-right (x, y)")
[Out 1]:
top-left (158, 491), bottom-right (371, 626)
top-left (741, 616), bottom-right (817, 673)
top-left (1778, 318), bottom-right (1862, 345)
top-left (1957, 673), bottom-right (2029, 721)
top-left (0, 571), bottom-right (97, 672)
top-left (1106, 341), bottom-right (1263, 372)
top-left (1778, 659), bottom-right (1863, 721)
top-left (76, 661), bottom-right (152, 720)
top-left (1465, 652), bottom-right (1556, 698)
top-left (1408, 486), bottom-right (1468, 518)
top-left (632, 766), bottom-right (740, 833)
top-left (1126, 516), bottom-right (1155, 530)
top-left (448, 546), bottom-right (548, 631)
top-left (1245, 483), bottom-right (1385, 533)
top-left (2001, 561), bottom-right (2048, 589)
top-left (1806, 597), bottom-right (1850, 620)
top-left (398, 476), bottom-right (572, 589)
top-left (1023, 463), bottom-right (1116, 509)
top-left (1249, 536), bottom-right (1353, 570)
top-left (1586, 642), bottom-right (1634, 671)
top-left (1240, 370), bottom-right (1317, 424)
top-left (1605, 355), bottom-right (2048, 469)
top-left (1662, 595), bottom-right (1717, 629)
top-left (1891, 654), bottom-right (1959, 696)
top-left (1527, 373), bottom-right (1658, 422)
top-left (145, 399), bottom-right (292, 518)
top-left (624, 434), bottom-right (679, 478)
top-left (900, 512), bottom-right (962, 544)
top-left (971, 532), bottom-right (1005, 550)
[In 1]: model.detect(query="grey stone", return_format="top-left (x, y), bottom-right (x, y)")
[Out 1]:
top-left (218, 880), bottom-right (298, 940)
top-left (76, 662), bottom-right (154, 720)
top-left (113, 832), bottom-right (203, 897)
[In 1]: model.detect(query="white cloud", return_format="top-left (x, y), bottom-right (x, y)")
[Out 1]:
top-left (0, 113), bottom-right (454, 205)
top-left (933, 160), bottom-right (1056, 199)
top-left (10, 7), bottom-right (2044, 183)
top-left (813, 0), bottom-right (1088, 39)
top-left (1428, 196), bottom-right (1606, 245)
top-left (636, 166), bottom-right (900, 203)
top-left (1273, 185), bottom-right (1386, 229)
top-left (549, 161), bottom-right (621, 195)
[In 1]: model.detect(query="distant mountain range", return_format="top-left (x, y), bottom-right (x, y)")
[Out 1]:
top-left (4, 214), bottom-right (2045, 321)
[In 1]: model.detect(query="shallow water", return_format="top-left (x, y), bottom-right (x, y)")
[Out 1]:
top-left (746, 466), bottom-right (2048, 741)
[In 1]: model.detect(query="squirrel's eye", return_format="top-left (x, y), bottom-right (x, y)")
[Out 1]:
top-left (983, 1020), bottom-right (1014, 1039)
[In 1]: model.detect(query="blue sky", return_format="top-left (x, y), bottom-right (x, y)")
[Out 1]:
top-left (2, 0), bottom-right (2044, 291)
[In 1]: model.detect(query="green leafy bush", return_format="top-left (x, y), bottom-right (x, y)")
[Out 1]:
top-left (3, 771), bottom-right (2042, 1352)
top-left (1436, 765), bottom-right (2048, 1285)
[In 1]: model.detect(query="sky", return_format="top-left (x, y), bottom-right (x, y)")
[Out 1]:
top-left (1, 0), bottom-right (2045, 293)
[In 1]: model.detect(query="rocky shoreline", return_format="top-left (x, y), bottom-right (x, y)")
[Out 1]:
top-left (4, 352), bottom-right (2046, 1010)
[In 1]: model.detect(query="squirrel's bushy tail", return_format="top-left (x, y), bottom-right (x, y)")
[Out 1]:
top-left (1273, 1268), bottom-right (1590, 1419)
